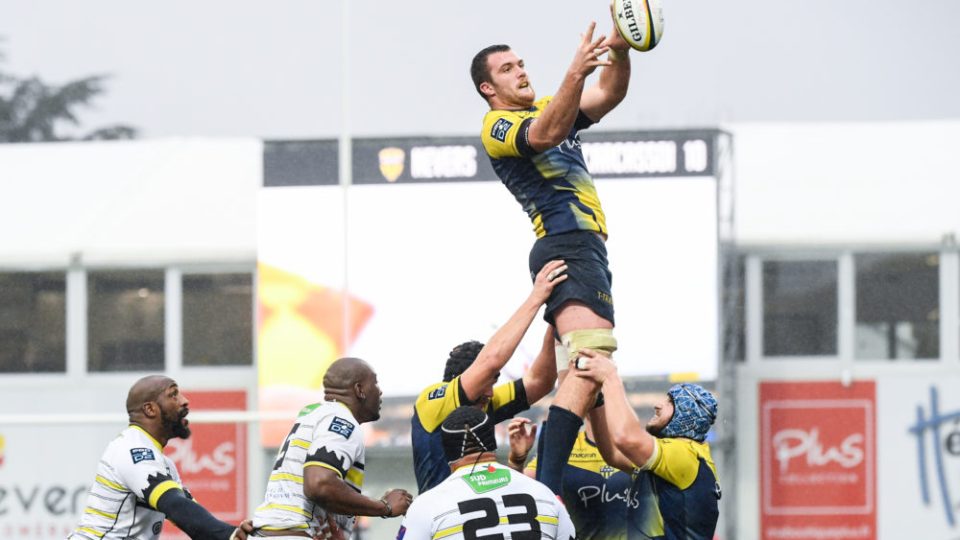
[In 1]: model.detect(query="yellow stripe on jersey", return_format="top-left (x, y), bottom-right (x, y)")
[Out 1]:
top-left (129, 425), bottom-right (163, 451)
top-left (345, 467), bottom-right (364, 487)
top-left (95, 475), bottom-right (125, 492)
top-left (489, 380), bottom-right (516, 410)
top-left (291, 439), bottom-right (311, 449)
top-left (84, 507), bottom-right (119, 519)
top-left (269, 472), bottom-right (303, 484)
top-left (75, 527), bottom-right (106, 538)
top-left (261, 524), bottom-right (310, 530)
top-left (256, 503), bottom-right (313, 518)
top-left (536, 515), bottom-right (560, 525)
top-left (147, 480), bottom-right (181, 509)
top-left (433, 524), bottom-right (464, 539)
top-left (303, 461), bottom-right (343, 478)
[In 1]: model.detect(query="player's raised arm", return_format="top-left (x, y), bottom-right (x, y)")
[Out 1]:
top-left (458, 260), bottom-right (567, 401)
top-left (519, 325), bottom-right (560, 405)
top-left (581, 5), bottom-right (632, 122)
top-left (528, 22), bottom-right (610, 151)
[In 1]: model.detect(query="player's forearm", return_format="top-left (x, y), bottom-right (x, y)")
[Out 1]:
top-left (476, 295), bottom-right (544, 371)
top-left (156, 490), bottom-right (237, 540)
top-left (529, 71), bottom-right (586, 150)
top-left (600, 373), bottom-right (653, 464)
top-left (598, 50), bottom-right (630, 105)
top-left (307, 479), bottom-right (388, 517)
top-left (521, 328), bottom-right (558, 403)
top-left (588, 406), bottom-right (634, 472)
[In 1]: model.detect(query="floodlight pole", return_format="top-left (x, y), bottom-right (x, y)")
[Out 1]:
top-left (339, 0), bottom-right (352, 353)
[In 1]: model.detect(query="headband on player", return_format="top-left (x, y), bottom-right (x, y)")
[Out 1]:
top-left (660, 383), bottom-right (718, 442)
top-left (440, 406), bottom-right (498, 462)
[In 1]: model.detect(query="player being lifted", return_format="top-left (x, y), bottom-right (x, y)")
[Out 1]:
top-left (470, 9), bottom-right (633, 494)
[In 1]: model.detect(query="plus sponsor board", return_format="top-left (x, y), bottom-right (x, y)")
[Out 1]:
top-left (759, 381), bottom-right (876, 540)
top-left (163, 390), bottom-right (247, 539)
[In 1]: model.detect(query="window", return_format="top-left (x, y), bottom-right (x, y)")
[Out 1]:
top-left (855, 253), bottom-right (938, 360)
top-left (88, 270), bottom-right (165, 371)
top-left (0, 272), bottom-right (66, 372)
top-left (763, 260), bottom-right (838, 356)
top-left (183, 273), bottom-right (253, 366)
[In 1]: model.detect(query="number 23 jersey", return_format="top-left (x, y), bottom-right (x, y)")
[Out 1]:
top-left (398, 461), bottom-right (575, 540)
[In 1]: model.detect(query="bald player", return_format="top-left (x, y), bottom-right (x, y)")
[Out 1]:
top-left (252, 357), bottom-right (413, 538)
top-left (69, 375), bottom-right (253, 540)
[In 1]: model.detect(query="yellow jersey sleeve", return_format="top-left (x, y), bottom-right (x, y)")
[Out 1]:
top-left (646, 438), bottom-right (712, 490)
top-left (488, 379), bottom-right (529, 423)
top-left (480, 96), bottom-right (553, 159)
top-left (413, 377), bottom-right (465, 433)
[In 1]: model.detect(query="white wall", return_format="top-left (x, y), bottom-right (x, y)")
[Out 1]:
top-left (731, 121), bottom-right (960, 247)
top-left (0, 138), bottom-right (261, 267)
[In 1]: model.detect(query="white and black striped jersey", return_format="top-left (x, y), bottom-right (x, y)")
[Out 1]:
top-left (398, 461), bottom-right (576, 540)
top-left (252, 400), bottom-right (366, 537)
top-left (68, 425), bottom-right (187, 540)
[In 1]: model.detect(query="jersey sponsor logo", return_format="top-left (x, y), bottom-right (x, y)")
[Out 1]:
top-left (130, 447), bottom-right (156, 464)
top-left (329, 416), bottom-right (356, 439)
top-left (462, 468), bottom-right (512, 494)
top-left (396, 525), bottom-right (406, 539)
top-left (428, 385), bottom-right (447, 400)
top-left (152, 521), bottom-right (163, 534)
top-left (491, 118), bottom-right (513, 142)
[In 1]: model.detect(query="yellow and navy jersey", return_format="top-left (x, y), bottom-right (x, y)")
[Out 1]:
top-left (69, 425), bottom-right (188, 540)
top-left (480, 96), bottom-right (607, 239)
top-left (253, 401), bottom-right (364, 537)
top-left (398, 462), bottom-right (576, 540)
top-left (411, 375), bottom-right (529, 493)
top-left (628, 438), bottom-right (720, 540)
top-left (527, 431), bottom-right (630, 540)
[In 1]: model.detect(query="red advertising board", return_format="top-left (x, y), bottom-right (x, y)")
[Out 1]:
top-left (163, 390), bottom-right (248, 538)
top-left (759, 381), bottom-right (876, 540)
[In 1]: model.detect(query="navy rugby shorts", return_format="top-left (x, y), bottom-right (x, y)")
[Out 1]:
top-left (529, 230), bottom-right (614, 327)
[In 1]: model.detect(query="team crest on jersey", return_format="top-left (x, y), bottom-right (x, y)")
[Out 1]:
top-left (428, 385), bottom-right (447, 400)
top-left (491, 118), bottom-right (513, 142)
top-left (130, 447), bottom-right (156, 464)
top-left (329, 416), bottom-right (356, 439)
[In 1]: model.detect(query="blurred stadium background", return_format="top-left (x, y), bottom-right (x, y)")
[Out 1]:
top-left (2, 2), bottom-right (960, 540)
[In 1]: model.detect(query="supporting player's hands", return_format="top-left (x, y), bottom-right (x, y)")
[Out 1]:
top-left (507, 417), bottom-right (537, 468)
top-left (229, 519), bottom-right (254, 540)
top-left (568, 21), bottom-right (611, 79)
top-left (532, 259), bottom-right (568, 304)
top-left (381, 488), bottom-right (414, 517)
top-left (572, 349), bottom-right (618, 384)
top-left (314, 514), bottom-right (346, 540)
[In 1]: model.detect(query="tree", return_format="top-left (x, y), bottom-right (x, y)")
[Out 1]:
top-left (0, 46), bottom-right (137, 142)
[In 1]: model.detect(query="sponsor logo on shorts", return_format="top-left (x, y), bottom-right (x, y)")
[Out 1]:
top-left (329, 416), bottom-right (356, 439)
top-left (131, 447), bottom-right (156, 464)
top-left (428, 385), bottom-right (448, 400)
top-left (597, 290), bottom-right (613, 305)
top-left (153, 521), bottom-right (163, 535)
top-left (491, 118), bottom-right (513, 142)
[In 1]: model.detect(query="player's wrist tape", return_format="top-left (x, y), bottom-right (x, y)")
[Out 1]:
top-left (380, 497), bottom-right (392, 518)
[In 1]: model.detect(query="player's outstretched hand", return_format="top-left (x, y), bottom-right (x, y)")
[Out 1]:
top-left (569, 21), bottom-right (611, 78)
top-left (229, 519), bottom-right (254, 540)
top-left (507, 417), bottom-right (537, 465)
top-left (532, 259), bottom-right (568, 304)
top-left (382, 488), bottom-right (414, 517)
top-left (602, 1), bottom-right (632, 53)
top-left (572, 349), bottom-right (618, 383)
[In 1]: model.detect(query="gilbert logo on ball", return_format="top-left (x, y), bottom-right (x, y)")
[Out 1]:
top-left (613, 0), bottom-right (664, 52)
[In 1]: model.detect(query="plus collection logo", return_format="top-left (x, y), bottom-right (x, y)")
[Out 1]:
top-left (909, 386), bottom-right (960, 528)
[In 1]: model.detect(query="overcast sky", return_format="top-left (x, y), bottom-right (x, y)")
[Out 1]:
top-left (2, 0), bottom-right (959, 140)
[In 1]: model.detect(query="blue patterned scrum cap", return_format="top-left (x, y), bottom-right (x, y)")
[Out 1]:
top-left (660, 383), bottom-right (718, 442)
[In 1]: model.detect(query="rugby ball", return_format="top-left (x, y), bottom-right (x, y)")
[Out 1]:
top-left (612, 0), bottom-right (664, 52)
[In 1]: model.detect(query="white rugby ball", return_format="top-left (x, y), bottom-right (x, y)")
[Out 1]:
top-left (612, 0), bottom-right (664, 52)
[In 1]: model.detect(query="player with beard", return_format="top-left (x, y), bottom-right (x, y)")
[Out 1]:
top-left (69, 375), bottom-right (254, 540)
